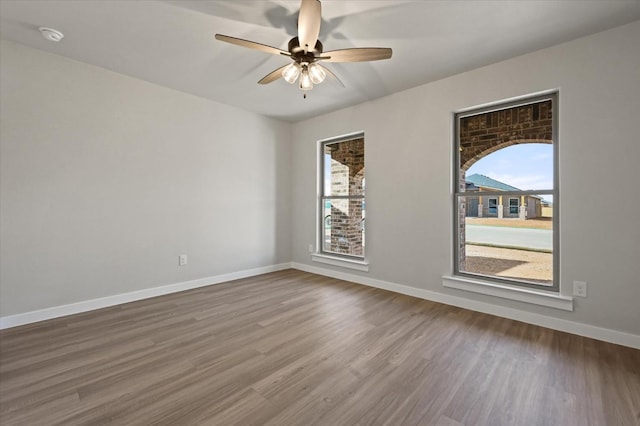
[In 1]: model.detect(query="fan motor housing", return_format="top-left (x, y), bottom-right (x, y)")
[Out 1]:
top-left (288, 37), bottom-right (323, 60)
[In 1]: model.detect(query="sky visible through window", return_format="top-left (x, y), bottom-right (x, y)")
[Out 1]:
top-left (324, 154), bottom-right (331, 194)
top-left (467, 143), bottom-right (553, 202)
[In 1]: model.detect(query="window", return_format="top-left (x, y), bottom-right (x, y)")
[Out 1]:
top-left (509, 198), bottom-right (519, 215)
top-left (319, 134), bottom-right (365, 259)
top-left (454, 93), bottom-right (558, 291)
top-left (488, 198), bottom-right (498, 215)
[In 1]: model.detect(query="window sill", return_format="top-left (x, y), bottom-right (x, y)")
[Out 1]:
top-left (442, 275), bottom-right (573, 311)
top-left (311, 254), bottom-right (369, 272)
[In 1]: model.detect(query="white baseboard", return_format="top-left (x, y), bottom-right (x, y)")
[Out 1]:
top-left (4, 261), bottom-right (638, 350)
top-left (291, 262), bottom-right (640, 350)
top-left (0, 263), bottom-right (292, 330)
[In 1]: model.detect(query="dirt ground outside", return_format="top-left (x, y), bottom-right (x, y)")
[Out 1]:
top-left (463, 217), bottom-right (553, 284)
top-left (464, 244), bottom-right (552, 285)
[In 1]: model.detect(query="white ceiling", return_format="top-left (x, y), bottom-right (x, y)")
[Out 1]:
top-left (2, 0), bottom-right (639, 122)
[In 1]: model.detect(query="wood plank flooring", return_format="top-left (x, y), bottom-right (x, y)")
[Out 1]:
top-left (1, 269), bottom-right (639, 425)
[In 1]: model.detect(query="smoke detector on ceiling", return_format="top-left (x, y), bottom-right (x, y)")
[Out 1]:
top-left (39, 27), bottom-right (64, 42)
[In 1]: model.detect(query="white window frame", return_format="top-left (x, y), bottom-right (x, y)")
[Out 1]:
top-left (451, 92), bottom-right (559, 293)
top-left (312, 132), bottom-right (369, 271)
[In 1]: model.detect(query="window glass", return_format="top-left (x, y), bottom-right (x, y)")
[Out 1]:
top-left (455, 94), bottom-right (557, 290)
top-left (509, 198), bottom-right (519, 214)
top-left (323, 143), bottom-right (364, 197)
top-left (320, 136), bottom-right (365, 258)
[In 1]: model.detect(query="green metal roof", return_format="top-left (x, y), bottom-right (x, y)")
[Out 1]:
top-left (465, 174), bottom-right (521, 191)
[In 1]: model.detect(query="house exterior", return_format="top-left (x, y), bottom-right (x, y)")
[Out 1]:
top-left (465, 174), bottom-right (542, 219)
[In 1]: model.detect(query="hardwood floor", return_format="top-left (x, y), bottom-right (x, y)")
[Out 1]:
top-left (1, 269), bottom-right (639, 425)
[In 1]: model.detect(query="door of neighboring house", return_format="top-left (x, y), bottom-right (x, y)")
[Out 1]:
top-left (467, 197), bottom-right (479, 217)
top-left (509, 198), bottom-right (519, 215)
top-left (488, 198), bottom-right (498, 216)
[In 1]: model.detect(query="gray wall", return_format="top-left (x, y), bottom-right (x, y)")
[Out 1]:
top-left (2, 21), bottom-right (639, 338)
top-left (0, 40), bottom-right (291, 316)
top-left (291, 21), bottom-right (640, 335)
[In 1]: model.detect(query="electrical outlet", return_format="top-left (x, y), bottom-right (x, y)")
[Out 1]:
top-left (308, 244), bottom-right (314, 253)
top-left (179, 254), bottom-right (187, 266)
top-left (573, 281), bottom-right (587, 297)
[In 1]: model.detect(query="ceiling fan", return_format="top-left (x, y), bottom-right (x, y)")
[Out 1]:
top-left (215, 0), bottom-right (392, 97)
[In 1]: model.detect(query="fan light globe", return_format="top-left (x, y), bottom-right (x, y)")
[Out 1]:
top-left (282, 63), bottom-right (301, 84)
top-left (308, 63), bottom-right (326, 84)
top-left (299, 68), bottom-right (313, 90)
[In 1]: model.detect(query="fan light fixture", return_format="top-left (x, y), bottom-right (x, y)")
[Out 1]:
top-left (282, 63), bottom-right (301, 84)
top-left (281, 62), bottom-right (326, 90)
top-left (299, 66), bottom-right (313, 90)
top-left (308, 63), bottom-right (326, 84)
top-left (214, 0), bottom-right (393, 97)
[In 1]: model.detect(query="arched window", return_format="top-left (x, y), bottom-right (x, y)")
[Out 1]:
top-left (454, 93), bottom-right (558, 291)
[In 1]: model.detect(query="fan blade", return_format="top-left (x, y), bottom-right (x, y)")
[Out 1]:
top-left (298, 0), bottom-right (321, 53)
top-left (322, 48), bottom-right (392, 63)
top-left (258, 64), bottom-right (289, 84)
top-left (215, 34), bottom-right (288, 56)
top-left (318, 64), bottom-right (345, 88)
